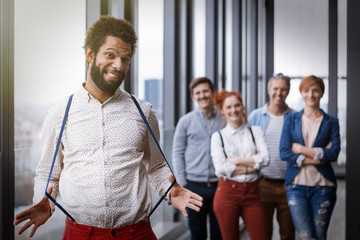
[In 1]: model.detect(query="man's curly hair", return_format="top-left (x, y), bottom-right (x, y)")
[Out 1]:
top-left (85, 15), bottom-right (137, 57)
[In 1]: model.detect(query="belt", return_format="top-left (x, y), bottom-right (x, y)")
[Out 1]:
top-left (187, 180), bottom-right (218, 187)
top-left (262, 177), bottom-right (285, 184)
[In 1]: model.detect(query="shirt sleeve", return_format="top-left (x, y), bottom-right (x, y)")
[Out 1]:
top-left (251, 126), bottom-right (269, 169)
top-left (296, 154), bottom-right (306, 167)
top-left (33, 106), bottom-right (63, 212)
top-left (172, 118), bottom-right (188, 186)
top-left (210, 132), bottom-right (236, 178)
top-left (280, 114), bottom-right (302, 165)
top-left (319, 117), bottom-right (341, 162)
top-left (143, 107), bottom-right (172, 198)
top-left (313, 147), bottom-right (324, 161)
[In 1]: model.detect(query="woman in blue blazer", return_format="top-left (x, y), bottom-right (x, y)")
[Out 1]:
top-left (280, 75), bottom-right (340, 240)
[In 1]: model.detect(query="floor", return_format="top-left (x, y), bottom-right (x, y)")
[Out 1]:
top-left (174, 179), bottom-right (346, 240)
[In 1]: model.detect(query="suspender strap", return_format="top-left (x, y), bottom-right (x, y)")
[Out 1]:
top-left (218, 131), bottom-right (228, 158)
top-left (130, 94), bottom-right (176, 218)
top-left (45, 94), bottom-right (76, 223)
top-left (45, 94), bottom-right (176, 222)
top-left (247, 127), bottom-right (257, 152)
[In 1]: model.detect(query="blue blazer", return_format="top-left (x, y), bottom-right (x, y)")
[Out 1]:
top-left (280, 109), bottom-right (340, 185)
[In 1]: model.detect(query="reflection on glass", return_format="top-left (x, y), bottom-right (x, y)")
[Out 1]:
top-left (14, 0), bottom-right (85, 239)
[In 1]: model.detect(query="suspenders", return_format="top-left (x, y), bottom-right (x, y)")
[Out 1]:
top-left (218, 126), bottom-right (258, 157)
top-left (45, 94), bottom-right (176, 223)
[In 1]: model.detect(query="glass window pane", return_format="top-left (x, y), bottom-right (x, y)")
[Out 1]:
top-left (274, 0), bottom-right (329, 111)
top-left (225, 0), bottom-right (233, 91)
top-left (138, 0), bottom-right (167, 226)
top-left (274, 0), bottom-right (329, 77)
top-left (337, 0), bottom-right (347, 165)
top-left (193, 0), bottom-right (206, 78)
top-left (138, 0), bottom-right (164, 123)
top-left (14, 0), bottom-right (86, 239)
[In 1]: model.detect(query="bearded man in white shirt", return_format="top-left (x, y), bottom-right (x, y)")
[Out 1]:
top-left (14, 16), bottom-right (203, 240)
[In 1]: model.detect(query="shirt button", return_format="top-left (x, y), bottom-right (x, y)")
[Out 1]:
top-left (102, 122), bottom-right (105, 126)
top-left (103, 141), bottom-right (106, 146)
top-left (106, 203), bottom-right (110, 207)
top-left (104, 161), bottom-right (108, 165)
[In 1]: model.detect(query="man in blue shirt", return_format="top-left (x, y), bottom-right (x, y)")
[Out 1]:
top-left (248, 73), bottom-right (295, 240)
top-left (172, 77), bottom-right (222, 240)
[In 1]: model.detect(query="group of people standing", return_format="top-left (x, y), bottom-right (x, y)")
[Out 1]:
top-left (13, 16), bottom-right (340, 240)
top-left (173, 74), bottom-right (340, 240)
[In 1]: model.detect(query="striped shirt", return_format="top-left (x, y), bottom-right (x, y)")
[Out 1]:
top-left (261, 114), bottom-right (287, 179)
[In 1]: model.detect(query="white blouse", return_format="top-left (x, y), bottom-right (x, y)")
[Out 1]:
top-left (211, 124), bottom-right (269, 182)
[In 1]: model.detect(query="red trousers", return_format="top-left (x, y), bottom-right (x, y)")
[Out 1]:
top-left (63, 218), bottom-right (157, 240)
top-left (213, 178), bottom-right (268, 240)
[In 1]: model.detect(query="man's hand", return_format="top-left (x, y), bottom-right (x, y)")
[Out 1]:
top-left (168, 175), bottom-right (203, 218)
top-left (14, 186), bottom-right (53, 237)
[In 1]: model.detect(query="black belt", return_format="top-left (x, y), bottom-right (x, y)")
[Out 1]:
top-left (262, 177), bottom-right (285, 184)
top-left (187, 180), bottom-right (218, 187)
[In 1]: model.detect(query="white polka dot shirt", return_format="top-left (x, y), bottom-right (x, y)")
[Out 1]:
top-left (33, 85), bottom-right (171, 228)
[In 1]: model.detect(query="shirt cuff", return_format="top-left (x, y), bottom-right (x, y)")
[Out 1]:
top-left (296, 154), bottom-right (306, 167)
top-left (49, 202), bottom-right (55, 217)
top-left (313, 147), bottom-right (324, 161)
top-left (252, 155), bottom-right (261, 169)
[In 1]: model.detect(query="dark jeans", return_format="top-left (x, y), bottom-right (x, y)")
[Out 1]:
top-left (286, 184), bottom-right (337, 240)
top-left (259, 178), bottom-right (295, 240)
top-left (186, 180), bottom-right (222, 240)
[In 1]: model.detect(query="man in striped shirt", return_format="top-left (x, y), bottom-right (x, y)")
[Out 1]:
top-left (248, 73), bottom-right (295, 240)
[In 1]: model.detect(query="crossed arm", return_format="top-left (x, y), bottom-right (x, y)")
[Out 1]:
top-left (292, 142), bottom-right (332, 166)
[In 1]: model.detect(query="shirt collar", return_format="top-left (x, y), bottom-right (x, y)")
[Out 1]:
top-left (262, 103), bottom-right (291, 115)
top-left (78, 83), bottom-right (123, 103)
top-left (223, 123), bottom-right (247, 135)
top-left (196, 107), bottom-right (219, 119)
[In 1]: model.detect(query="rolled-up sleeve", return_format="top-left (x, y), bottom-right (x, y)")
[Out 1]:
top-left (251, 126), bottom-right (269, 169)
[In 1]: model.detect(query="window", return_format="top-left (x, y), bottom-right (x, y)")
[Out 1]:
top-left (337, 0), bottom-right (346, 165)
top-left (193, 0), bottom-right (206, 79)
top-left (14, 1), bottom-right (85, 239)
top-left (274, 0), bottom-right (329, 110)
top-left (138, 0), bottom-right (170, 227)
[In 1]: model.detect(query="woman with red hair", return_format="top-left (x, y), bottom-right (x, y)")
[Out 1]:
top-left (211, 90), bottom-right (269, 240)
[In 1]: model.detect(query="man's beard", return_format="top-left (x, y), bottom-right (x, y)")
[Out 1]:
top-left (90, 59), bottom-right (127, 93)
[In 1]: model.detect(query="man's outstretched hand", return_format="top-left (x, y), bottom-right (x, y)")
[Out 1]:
top-left (168, 174), bottom-right (203, 218)
top-left (14, 186), bottom-right (53, 238)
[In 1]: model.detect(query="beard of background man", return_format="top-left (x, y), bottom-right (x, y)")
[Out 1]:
top-left (90, 57), bottom-right (127, 93)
